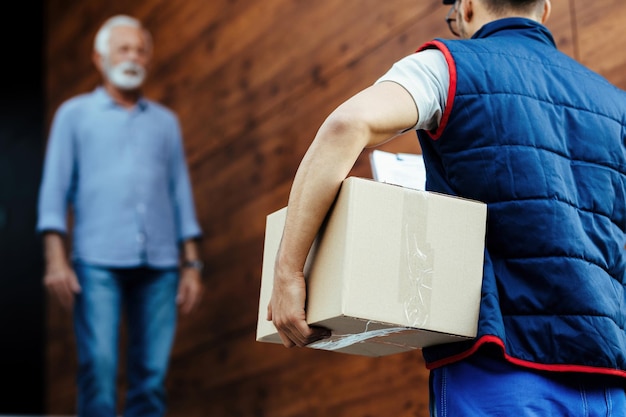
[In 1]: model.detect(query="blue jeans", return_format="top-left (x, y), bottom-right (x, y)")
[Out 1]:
top-left (73, 262), bottom-right (179, 417)
top-left (430, 351), bottom-right (626, 417)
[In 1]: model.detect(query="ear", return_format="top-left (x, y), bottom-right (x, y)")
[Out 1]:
top-left (462, 0), bottom-right (474, 23)
top-left (92, 50), bottom-right (104, 72)
top-left (541, 0), bottom-right (552, 24)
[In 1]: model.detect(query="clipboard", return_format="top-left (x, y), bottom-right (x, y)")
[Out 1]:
top-left (369, 149), bottom-right (426, 191)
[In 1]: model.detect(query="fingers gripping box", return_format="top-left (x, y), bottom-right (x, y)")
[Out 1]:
top-left (256, 177), bottom-right (487, 357)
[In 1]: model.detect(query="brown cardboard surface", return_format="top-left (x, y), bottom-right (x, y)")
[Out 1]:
top-left (256, 177), bottom-right (487, 357)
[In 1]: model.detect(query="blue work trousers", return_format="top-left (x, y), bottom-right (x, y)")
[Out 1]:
top-left (73, 262), bottom-right (179, 417)
top-left (430, 352), bottom-right (626, 416)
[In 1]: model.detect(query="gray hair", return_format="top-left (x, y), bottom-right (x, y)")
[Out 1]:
top-left (94, 15), bottom-right (152, 56)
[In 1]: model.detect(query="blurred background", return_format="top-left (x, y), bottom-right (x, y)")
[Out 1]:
top-left (1, 0), bottom-right (625, 415)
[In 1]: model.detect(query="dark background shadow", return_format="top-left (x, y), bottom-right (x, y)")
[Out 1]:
top-left (0, 0), bottom-right (46, 413)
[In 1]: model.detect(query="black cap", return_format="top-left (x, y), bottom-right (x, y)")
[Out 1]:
top-left (443, 0), bottom-right (455, 4)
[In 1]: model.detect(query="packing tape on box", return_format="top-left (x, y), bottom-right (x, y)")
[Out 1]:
top-left (308, 321), bottom-right (417, 352)
top-left (401, 191), bottom-right (434, 328)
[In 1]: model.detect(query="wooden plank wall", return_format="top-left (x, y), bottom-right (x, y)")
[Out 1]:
top-left (43, 1), bottom-right (626, 416)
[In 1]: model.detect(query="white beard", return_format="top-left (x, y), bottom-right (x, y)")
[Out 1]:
top-left (105, 60), bottom-right (146, 90)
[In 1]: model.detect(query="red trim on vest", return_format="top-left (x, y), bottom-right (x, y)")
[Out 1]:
top-left (416, 40), bottom-right (457, 141)
top-left (426, 335), bottom-right (626, 378)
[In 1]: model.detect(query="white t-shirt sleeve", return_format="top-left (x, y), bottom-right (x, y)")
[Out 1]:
top-left (374, 48), bottom-right (450, 132)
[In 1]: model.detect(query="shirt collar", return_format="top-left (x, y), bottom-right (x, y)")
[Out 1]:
top-left (93, 85), bottom-right (149, 111)
top-left (471, 17), bottom-right (557, 48)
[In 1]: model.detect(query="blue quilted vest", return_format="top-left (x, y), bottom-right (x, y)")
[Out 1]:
top-left (417, 18), bottom-right (626, 377)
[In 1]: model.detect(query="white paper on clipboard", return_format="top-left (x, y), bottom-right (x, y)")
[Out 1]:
top-left (369, 149), bottom-right (426, 191)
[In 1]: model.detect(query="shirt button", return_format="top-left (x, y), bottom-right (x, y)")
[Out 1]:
top-left (137, 203), bottom-right (146, 214)
top-left (137, 233), bottom-right (146, 243)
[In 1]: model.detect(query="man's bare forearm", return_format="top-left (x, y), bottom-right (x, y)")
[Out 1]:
top-left (181, 238), bottom-right (201, 263)
top-left (43, 231), bottom-right (69, 269)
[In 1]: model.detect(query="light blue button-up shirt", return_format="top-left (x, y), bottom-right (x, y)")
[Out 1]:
top-left (37, 87), bottom-right (202, 268)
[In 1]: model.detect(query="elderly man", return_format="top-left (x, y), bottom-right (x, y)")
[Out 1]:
top-left (37, 15), bottom-right (204, 417)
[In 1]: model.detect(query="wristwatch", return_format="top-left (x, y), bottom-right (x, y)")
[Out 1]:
top-left (182, 259), bottom-right (204, 272)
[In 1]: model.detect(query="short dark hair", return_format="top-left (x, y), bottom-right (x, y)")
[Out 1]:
top-left (482, 0), bottom-right (545, 16)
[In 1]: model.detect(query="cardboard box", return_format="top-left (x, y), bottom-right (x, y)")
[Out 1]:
top-left (256, 177), bottom-right (487, 357)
